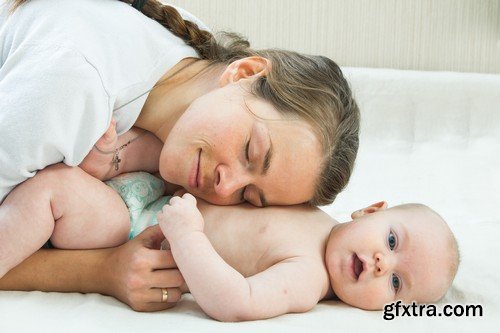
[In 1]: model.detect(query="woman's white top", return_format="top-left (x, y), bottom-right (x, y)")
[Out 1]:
top-left (0, 0), bottom-right (207, 202)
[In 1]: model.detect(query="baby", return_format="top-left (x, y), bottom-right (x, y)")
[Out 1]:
top-left (100, 171), bottom-right (459, 321)
top-left (0, 124), bottom-right (459, 320)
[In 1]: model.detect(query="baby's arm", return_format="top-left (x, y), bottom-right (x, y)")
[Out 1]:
top-left (158, 195), bottom-right (324, 322)
top-left (79, 120), bottom-right (163, 181)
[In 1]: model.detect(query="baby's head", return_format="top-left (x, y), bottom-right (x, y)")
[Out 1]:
top-left (325, 202), bottom-right (459, 310)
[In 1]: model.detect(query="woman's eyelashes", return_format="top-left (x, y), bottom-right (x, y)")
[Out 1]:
top-left (240, 186), bottom-right (247, 202)
top-left (240, 139), bottom-right (251, 203)
top-left (245, 139), bottom-right (250, 162)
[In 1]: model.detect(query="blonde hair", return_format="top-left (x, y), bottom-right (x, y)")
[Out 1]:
top-left (11, 0), bottom-right (360, 206)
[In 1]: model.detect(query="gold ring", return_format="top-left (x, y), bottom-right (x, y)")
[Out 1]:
top-left (161, 288), bottom-right (169, 303)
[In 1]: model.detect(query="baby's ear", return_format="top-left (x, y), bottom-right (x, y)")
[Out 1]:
top-left (351, 201), bottom-right (388, 219)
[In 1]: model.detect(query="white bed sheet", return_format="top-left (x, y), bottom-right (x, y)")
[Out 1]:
top-left (1, 67), bottom-right (499, 332)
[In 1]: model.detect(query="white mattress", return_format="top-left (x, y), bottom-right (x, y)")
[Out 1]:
top-left (1, 67), bottom-right (499, 332)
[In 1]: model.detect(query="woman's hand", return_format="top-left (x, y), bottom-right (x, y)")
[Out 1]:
top-left (102, 225), bottom-right (186, 312)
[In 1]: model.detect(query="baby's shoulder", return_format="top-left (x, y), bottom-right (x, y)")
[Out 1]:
top-left (266, 219), bottom-right (331, 264)
top-left (269, 237), bottom-right (331, 301)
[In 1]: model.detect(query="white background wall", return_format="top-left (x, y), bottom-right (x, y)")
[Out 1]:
top-left (168, 0), bottom-right (500, 74)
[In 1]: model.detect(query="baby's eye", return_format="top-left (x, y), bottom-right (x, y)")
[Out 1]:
top-left (388, 230), bottom-right (397, 250)
top-left (391, 274), bottom-right (401, 293)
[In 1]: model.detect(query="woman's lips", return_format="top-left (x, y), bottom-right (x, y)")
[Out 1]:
top-left (188, 149), bottom-right (201, 188)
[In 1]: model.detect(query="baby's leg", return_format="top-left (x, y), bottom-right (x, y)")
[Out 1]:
top-left (47, 165), bottom-right (131, 249)
top-left (0, 164), bottom-right (130, 278)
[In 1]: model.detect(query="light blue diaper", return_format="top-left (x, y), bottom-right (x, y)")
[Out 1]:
top-left (105, 172), bottom-right (171, 239)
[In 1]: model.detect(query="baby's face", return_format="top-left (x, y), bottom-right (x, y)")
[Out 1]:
top-left (325, 203), bottom-right (455, 310)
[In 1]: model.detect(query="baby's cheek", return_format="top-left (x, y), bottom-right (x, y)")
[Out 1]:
top-left (158, 148), bottom-right (170, 181)
top-left (355, 282), bottom-right (391, 310)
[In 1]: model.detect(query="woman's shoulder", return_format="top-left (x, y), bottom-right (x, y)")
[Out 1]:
top-left (3, 0), bottom-right (200, 69)
top-left (1, 42), bottom-right (109, 103)
top-left (0, 43), bottom-right (111, 169)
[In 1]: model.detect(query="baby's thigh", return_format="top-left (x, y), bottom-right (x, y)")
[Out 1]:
top-left (44, 164), bottom-right (130, 249)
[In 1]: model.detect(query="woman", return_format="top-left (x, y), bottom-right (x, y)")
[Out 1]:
top-left (0, 0), bottom-right (360, 311)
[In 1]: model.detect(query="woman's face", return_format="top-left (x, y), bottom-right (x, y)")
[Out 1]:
top-left (159, 79), bottom-right (323, 206)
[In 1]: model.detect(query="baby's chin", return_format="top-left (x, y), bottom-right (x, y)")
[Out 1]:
top-left (343, 297), bottom-right (385, 311)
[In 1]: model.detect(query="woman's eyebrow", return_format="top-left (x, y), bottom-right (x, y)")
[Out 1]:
top-left (245, 98), bottom-right (272, 206)
top-left (245, 99), bottom-right (273, 177)
top-left (258, 132), bottom-right (273, 207)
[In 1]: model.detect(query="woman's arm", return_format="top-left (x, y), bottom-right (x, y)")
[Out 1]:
top-left (0, 247), bottom-right (110, 293)
top-left (79, 121), bottom-right (164, 181)
top-left (0, 225), bottom-right (184, 312)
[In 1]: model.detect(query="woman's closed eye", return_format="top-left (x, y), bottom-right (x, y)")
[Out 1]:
top-left (240, 139), bottom-right (251, 203)
top-left (245, 139), bottom-right (250, 162)
top-left (240, 186), bottom-right (247, 203)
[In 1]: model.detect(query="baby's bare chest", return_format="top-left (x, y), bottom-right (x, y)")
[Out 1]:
top-left (205, 219), bottom-right (326, 277)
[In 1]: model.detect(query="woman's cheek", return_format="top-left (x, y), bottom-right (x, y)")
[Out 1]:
top-left (158, 146), bottom-right (176, 183)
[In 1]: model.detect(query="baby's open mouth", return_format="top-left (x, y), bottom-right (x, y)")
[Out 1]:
top-left (353, 253), bottom-right (363, 280)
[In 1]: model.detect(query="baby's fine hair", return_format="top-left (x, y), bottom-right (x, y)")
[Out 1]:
top-left (11, 0), bottom-right (361, 206)
top-left (394, 203), bottom-right (461, 299)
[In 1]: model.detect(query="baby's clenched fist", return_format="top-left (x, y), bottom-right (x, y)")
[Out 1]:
top-left (157, 193), bottom-right (204, 242)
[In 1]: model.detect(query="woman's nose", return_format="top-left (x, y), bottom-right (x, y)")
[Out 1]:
top-left (374, 252), bottom-right (390, 276)
top-left (214, 164), bottom-right (250, 198)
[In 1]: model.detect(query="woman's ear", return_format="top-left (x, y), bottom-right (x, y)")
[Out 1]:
top-left (351, 201), bottom-right (388, 219)
top-left (219, 56), bottom-right (271, 86)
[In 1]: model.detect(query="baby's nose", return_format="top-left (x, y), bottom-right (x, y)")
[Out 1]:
top-left (374, 252), bottom-right (389, 276)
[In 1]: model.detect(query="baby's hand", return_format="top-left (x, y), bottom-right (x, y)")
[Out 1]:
top-left (157, 193), bottom-right (204, 242)
top-left (94, 118), bottom-right (118, 153)
top-left (79, 119), bottom-right (118, 179)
